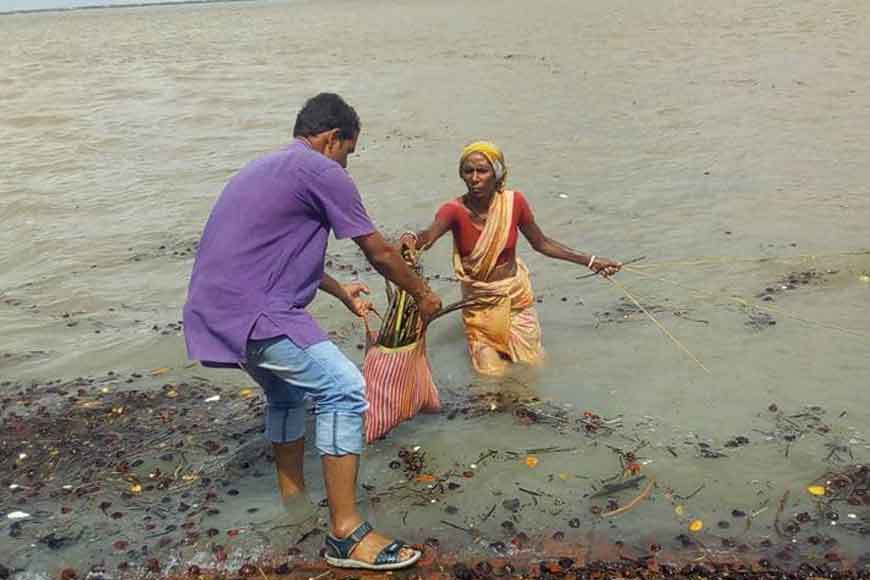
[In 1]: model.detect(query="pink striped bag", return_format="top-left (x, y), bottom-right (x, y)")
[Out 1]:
top-left (362, 323), bottom-right (441, 442)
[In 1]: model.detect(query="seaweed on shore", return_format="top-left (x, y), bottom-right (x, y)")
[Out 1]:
top-left (444, 390), bottom-right (624, 438)
top-left (755, 269), bottom-right (833, 302)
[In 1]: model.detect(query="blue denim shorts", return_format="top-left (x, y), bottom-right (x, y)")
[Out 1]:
top-left (244, 337), bottom-right (368, 456)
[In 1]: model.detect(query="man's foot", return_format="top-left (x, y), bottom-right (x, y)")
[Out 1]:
top-left (343, 528), bottom-right (418, 564)
top-left (326, 521), bottom-right (420, 570)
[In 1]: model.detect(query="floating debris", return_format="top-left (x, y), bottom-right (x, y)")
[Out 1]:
top-left (746, 309), bottom-right (776, 330)
top-left (445, 391), bottom-right (622, 439)
top-left (3, 344), bottom-right (869, 576)
top-left (756, 269), bottom-right (831, 302)
top-left (808, 485), bottom-right (827, 497)
top-left (594, 296), bottom-right (670, 325)
top-left (806, 465), bottom-right (870, 534)
top-left (590, 475), bottom-right (646, 499)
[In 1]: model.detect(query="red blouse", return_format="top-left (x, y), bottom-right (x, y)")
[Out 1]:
top-left (435, 191), bottom-right (534, 265)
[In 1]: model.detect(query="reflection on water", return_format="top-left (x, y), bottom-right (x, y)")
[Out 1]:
top-left (2, 0), bottom-right (870, 575)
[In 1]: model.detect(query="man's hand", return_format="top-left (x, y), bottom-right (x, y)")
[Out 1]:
top-left (354, 231), bottom-right (443, 320)
top-left (342, 282), bottom-right (374, 318)
top-left (415, 289), bottom-right (442, 326)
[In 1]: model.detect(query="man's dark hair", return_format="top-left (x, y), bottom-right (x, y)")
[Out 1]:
top-left (293, 93), bottom-right (360, 140)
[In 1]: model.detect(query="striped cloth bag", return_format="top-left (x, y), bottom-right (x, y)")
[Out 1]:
top-left (362, 332), bottom-right (441, 443)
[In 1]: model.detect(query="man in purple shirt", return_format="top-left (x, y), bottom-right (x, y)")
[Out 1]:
top-left (183, 93), bottom-right (441, 570)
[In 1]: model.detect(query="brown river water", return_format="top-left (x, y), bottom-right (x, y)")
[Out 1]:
top-left (2, 0), bottom-right (870, 576)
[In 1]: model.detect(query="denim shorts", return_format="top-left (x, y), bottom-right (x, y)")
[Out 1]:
top-left (244, 337), bottom-right (368, 456)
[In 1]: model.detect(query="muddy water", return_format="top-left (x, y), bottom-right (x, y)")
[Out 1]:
top-left (2, 0), bottom-right (870, 575)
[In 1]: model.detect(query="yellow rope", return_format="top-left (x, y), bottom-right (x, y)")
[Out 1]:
top-left (623, 267), bottom-right (870, 339)
top-left (606, 276), bottom-right (712, 374)
top-left (629, 250), bottom-right (870, 270)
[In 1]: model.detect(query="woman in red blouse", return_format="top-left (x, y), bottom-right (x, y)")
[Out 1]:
top-left (403, 141), bottom-right (621, 375)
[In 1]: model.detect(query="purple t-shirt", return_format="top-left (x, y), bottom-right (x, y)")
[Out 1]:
top-left (183, 139), bottom-right (375, 365)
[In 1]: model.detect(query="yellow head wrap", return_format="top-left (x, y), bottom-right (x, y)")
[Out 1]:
top-left (459, 141), bottom-right (507, 188)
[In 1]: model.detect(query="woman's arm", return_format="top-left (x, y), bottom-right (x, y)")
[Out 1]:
top-left (408, 218), bottom-right (452, 251)
top-left (400, 201), bottom-right (456, 251)
top-left (519, 219), bottom-right (621, 276)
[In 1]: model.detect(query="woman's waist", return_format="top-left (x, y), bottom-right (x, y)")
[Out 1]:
top-left (460, 257), bottom-right (518, 283)
top-left (460, 262), bottom-right (533, 304)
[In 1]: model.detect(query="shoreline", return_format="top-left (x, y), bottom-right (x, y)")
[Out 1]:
top-left (36, 540), bottom-right (870, 580)
top-left (2, 367), bottom-right (870, 577)
top-left (0, 0), bottom-right (257, 17)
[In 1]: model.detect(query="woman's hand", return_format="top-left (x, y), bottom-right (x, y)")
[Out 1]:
top-left (399, 231), bottom-right (418, 251)
top-left (588, 256), bottom-right (622, 277)
top-left (342, 282), bottom-right (374, 318)
top-left (396, 232), bottom-right (422, 266)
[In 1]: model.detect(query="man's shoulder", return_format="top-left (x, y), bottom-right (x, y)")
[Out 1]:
top-left (284, 141), bottom-right (341, 177)
top-left (229, 142), bottom-right (355, 204)
top-left (242, 141), bottom-right (335, 178)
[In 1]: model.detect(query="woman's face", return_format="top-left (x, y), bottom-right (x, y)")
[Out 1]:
top-left (461, 153), bottom-right (498, 198)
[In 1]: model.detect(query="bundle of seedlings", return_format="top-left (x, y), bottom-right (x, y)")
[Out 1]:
top-left (364, 246), bottom-right (496, 442)
top-left (376, 247), bottom-right (425, 348)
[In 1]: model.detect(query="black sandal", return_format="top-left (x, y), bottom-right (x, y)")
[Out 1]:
top-left (324, 521), bottom-right (421, 570)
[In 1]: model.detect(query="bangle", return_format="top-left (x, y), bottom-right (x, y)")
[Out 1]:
top-left (587, 255), bottom-right (596, 269)
top-left (402, 231), bottom-right (418, 241)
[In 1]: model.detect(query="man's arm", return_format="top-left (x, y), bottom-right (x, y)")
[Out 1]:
top-left (319, 273), bottom-right (372, 317)
top-left (353, 231), bottom-right (442, 323)
top-left (319, 273), bottom-right (352, 305)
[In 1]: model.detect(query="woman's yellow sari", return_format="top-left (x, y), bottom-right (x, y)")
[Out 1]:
top-left (453, 189), bottom-right (544, 375)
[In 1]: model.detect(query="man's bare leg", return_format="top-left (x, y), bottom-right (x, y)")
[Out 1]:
top-left (273, 438), bottom-right (305, 498)
top-left (322, 454), bottom-right (417, 563)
